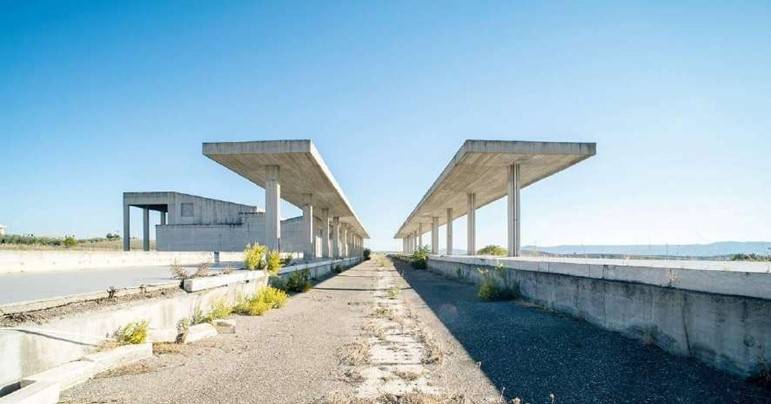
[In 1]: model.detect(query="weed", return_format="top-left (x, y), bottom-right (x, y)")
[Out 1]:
top-left (153, 342), bottom-right (182, 355)
top-left (386, 286), bottom-right (400, 300)
top-left (233, 286), bottom-right (287, 316)
top-left (411, 246), bottom-right (430, 269)
top-left (63, 235), bottom-right (77, 248)
top-left (116, 320), bottom-right (149, 345)
top-left (340, 338), bottom-right (370, 366)
top-left (207, 299), bottom-right (232, 321)
top-left (243, 243), bottom-right (267, 270)
top-left (333, 265), bottom-right (343, 274)
top-left (191, 306), bottom-right (208, 325)
top-left (194, 262), bottom-right (210, 278)
top-left (266, 249), bottom-right (282, 274)
top-left (393, 369), bottom-right (421, 381)
top-left (477, 269), bottom-right (518, 301)
top-left (169, 261), bottom-right (188, 279)
top-left (284, 269), bottom-right (312, 292)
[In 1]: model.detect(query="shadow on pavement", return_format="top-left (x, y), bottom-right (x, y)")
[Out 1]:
top-left (393, 259), bottom-right (771, 404)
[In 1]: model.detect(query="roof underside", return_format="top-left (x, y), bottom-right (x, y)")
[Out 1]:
top-left (203, 140), bottom-right (369, 238)
top-left (395, 140), bottom-right (596, 238)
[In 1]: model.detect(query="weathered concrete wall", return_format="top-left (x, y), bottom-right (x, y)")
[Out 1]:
top-left (0, 251), bottom-right (243, 274)
top-left (0, 274), bottom-right (268, 389)
top-left (158, 214), bottom-right (321, 253)
top-left (421, 255), bottom-right (771, 379)
top-left (0, 257), bottom-right (363, 389)
top-left (167, 193), bottom-right (257, 226)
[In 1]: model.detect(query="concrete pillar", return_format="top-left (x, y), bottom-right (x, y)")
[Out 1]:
top-left (507, 163), bottom-right (521, 257)
top-left (160, 211), bottom-right (166, 226)
top-left (142, 207), bottom-right (150, 252)
top-left (302, 193), bottom-right (315, 260)
top-left (431, 216), bottom-right (439, 254)
top-left (123, 204), bottom-right (130, 251)
top-left (467, 192), bottom-right (476, 255)
top-left (446, 208), bottom-right (453, 256)
top-left (265, 165), bottom-right (281, 250)
top-left (332, 217), bottom-right (340, 258)
top-left (321, 208), bottom-right (330, 258)
top-left (342, 226), bottom-right (348, 257)
top-left (418, 223), bottom-right (423, 249)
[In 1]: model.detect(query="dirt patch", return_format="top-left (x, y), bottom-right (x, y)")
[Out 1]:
top-left (95, 362), bottom-right (155, 379)
top-left (0, 288), bottom-right (183, 326)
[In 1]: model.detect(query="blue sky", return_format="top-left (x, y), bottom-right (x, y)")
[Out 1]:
top-left (1, 1), bottom-right (769, 251)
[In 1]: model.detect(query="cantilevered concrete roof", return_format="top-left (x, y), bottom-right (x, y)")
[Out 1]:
top-left (394, 140), bottom-right (596, 238)
top-left (203, 140), bottom-right (369, 238)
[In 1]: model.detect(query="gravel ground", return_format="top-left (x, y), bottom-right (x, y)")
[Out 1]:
top-left (61, 265), bottom-right (375, 404)
top-left (394, 259), bottom-right (771, 404)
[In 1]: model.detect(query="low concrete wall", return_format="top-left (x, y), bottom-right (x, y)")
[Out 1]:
top-left (0, 251), bottom-right (243, 274)
top-left (0, 273), bottom-right (268, 389)
top-left (418, 255), bottom-right (771, 379)
top-left (0, 257), bottom-right (363, 389)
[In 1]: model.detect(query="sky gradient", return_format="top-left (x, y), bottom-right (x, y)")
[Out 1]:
top-left (1, 1), bottom-right (770, 251)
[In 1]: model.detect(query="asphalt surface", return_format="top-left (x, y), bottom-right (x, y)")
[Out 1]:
top-left (395, 259), bottom-right (771, 404)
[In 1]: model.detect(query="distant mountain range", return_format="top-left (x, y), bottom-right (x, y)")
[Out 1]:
top-left (523, 241), bottom-right (771, 258)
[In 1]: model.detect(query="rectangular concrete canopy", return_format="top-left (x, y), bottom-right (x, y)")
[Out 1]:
top-left (203, 140), bottom-right (369, 238)
top-left (394, 140), bottom-right (596, 238)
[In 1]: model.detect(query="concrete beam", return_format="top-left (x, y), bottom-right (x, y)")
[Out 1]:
top-left (265, 165), bottom-right (281, 250)
top-left (507, 163), bottom-right (521, 257)
top-left (142, 208), bottom-right (150, 252)
top-left (467, 192), bottom-right (476, 255)
top-left (446, 207), bottom-right (453, 255)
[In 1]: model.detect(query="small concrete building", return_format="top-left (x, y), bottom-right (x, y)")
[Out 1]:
top-left (124, 140), bottom-right (368, 259)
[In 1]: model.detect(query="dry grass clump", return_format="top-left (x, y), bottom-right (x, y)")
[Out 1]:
top-left (153, 342), bottom-right (183, 355)
top-left (95, 362), bottom-right (154, 379)
top-left (193, 262), bottom-right (210, 278)
top-left (386, 286), bottom-right (400, 299)
top-left (393, 369), bottom-right (422, 381)
top-left (417, 329), bottom-right (443, 365)
top-left (340, 338), bottom-right (370, 366)
top-left (169, 261), bottom-right (189, 279)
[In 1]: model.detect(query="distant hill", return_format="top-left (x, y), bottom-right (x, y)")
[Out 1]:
top-left (524, 241), bottom-right (771, 258)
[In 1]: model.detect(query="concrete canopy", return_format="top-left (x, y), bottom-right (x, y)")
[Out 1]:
top-left (394, 140), bottom-right (596, 238)
top-left (203, 140), bottom-right (369, 238)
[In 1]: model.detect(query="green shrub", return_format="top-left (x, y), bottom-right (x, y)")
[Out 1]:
top-left (285, 269), bottom-right (311, 292)
top-left (191, 306), bottom-right (208, 325)
top-left (266, 249), bottom-right (282, 274)
top-left (477, 245), bottom-right (507, 256)
top-left (411, 246), bottom-right (430, 269)
top-left (243, 243), bottom-right (267, 270)
top-left (363, 248), bottom-right (371, 260)
top-left (63, 235), bottom-right (77, 248)
top-left (117, 320), bottom-right (149, 344)
top-left (332, 265), bottom-right (343, 274)
top-left (207, 299), bottom-right (232, 321)
top-left (256, 286), bottom-right (288, 308)
top-left (477, 268), bottom-right (518, 301)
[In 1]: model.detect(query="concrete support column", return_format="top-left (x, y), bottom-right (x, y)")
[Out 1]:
top-left (123, 204), bottom-right (130, 251)
top-left (302, 193), bottom-right (315, 260)
top-left (142, 207), bottom-right (150, 252)
top-left (160, 211), bottom-right (166, 226)
top-left (467, 192), bottom-right (476, 255)
top-left (418, 223), bottom-right (423, 249)
top-left (321, 208), bottom-right (330, 258)
top-left (265, 165), bottom-right (281, 250)
top-left (332, 217), bottom-right (340, 258)
top-left (446, 208), bottom-right (453, 256)
top-left (507, 163), bottom-right (521, 257)
top-left (342, 226), bottom-right (348, 257)
top-left (431, 216), bottom-right (439, 254)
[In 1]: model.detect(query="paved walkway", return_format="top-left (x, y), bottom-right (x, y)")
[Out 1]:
top-left (60, 257), bottom-right (770, 403)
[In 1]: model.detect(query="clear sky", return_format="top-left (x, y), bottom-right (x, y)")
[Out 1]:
top-left (1, 1), bottom-right (770, 251)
